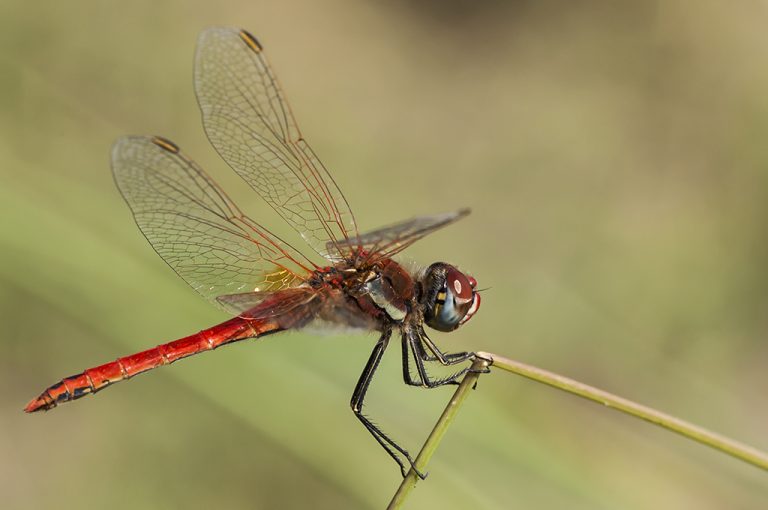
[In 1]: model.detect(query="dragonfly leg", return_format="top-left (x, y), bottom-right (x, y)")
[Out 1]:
top-left (417, 327), bottom-right (475, 366)
top-left (404, 329), bottom-right (473, 388)
top-left (401, 333), bottom-right (426, 387)
top-left (351, 329), bottom-right (426, 479)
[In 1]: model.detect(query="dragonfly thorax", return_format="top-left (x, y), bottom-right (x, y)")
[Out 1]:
top-left (365, 277), bottom-right (408, 322)
top-left (360, 259), bottom-right (415, 323)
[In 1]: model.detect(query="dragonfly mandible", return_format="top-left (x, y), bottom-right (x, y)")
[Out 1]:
top-left (25, 27), bottom-right (482, 478)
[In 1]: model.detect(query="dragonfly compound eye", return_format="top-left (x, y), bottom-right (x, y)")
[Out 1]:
top-left (423, 263), bottom-right (481, 332)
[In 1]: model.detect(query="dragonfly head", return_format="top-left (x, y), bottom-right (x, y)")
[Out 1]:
top-left (421, 263), bottom-right (481, 332)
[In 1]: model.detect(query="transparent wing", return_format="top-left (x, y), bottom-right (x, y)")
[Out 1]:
top-left (111, 136), bottom-right (316, 308)
top-left (330, 209), bottom-right (470, 263)
top-left (194, 27), bottom-right (359, 261)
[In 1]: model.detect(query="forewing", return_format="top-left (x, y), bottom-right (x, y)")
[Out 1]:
top-left (331, 209), bottom-right (471, 263)
top-left (111, 136), bottom-right (315, 307)
top-left (194, 27), bottom-right (359, 261)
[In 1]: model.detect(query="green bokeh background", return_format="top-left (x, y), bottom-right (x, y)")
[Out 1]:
top-left (2, 1), bottom-right (767, 509)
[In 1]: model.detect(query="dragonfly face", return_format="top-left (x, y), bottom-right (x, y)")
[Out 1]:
top-left (26, 27), bottom-right (483, 480)
top-left (421, 263), bottom-right (481, 332)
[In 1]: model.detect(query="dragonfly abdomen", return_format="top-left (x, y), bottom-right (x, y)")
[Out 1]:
top-left (24, 316), bottom-right (281, 413)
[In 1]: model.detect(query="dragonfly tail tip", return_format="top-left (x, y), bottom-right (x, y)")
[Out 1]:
top-left (24, 395), bottom-right (49, 413)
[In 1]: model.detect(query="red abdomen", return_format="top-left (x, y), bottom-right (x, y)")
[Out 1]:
top-left (24, 316), bottom-right (281, 413)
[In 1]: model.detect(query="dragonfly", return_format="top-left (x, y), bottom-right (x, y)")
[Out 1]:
top-left (25, 27), bottom-right (482, 477)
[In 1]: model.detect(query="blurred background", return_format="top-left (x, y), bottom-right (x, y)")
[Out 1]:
top-left (2, 1), bottom-right (767, 508)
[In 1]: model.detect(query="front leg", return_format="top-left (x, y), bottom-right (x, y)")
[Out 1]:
top-left (402, 328), bottom-right (473, 388)
top-left (418, 326), bottom-right (474, 366)
top-left (400, 331), bottom-right (464, 387)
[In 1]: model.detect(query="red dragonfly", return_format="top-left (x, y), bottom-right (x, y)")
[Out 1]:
top-left (25, 27), bottom-right (482, 477)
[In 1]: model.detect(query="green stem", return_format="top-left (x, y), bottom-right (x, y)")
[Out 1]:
top-left (475, 351), bottom-right (768, 471)
top-left (388, 351), bottom-right (768, 509)
top-left (387, 357), bottom-right (490, 510)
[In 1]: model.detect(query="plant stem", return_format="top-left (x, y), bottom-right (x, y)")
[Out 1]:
top-left (477, 351), bottom-right (768, 471)
top-left (388, 351), bottom-right (768, 509)
top-left (387, 357), bottom-right (490, 510)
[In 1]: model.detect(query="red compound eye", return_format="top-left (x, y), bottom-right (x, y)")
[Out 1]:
top-left (446, 267), bottom-right (473, 303)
